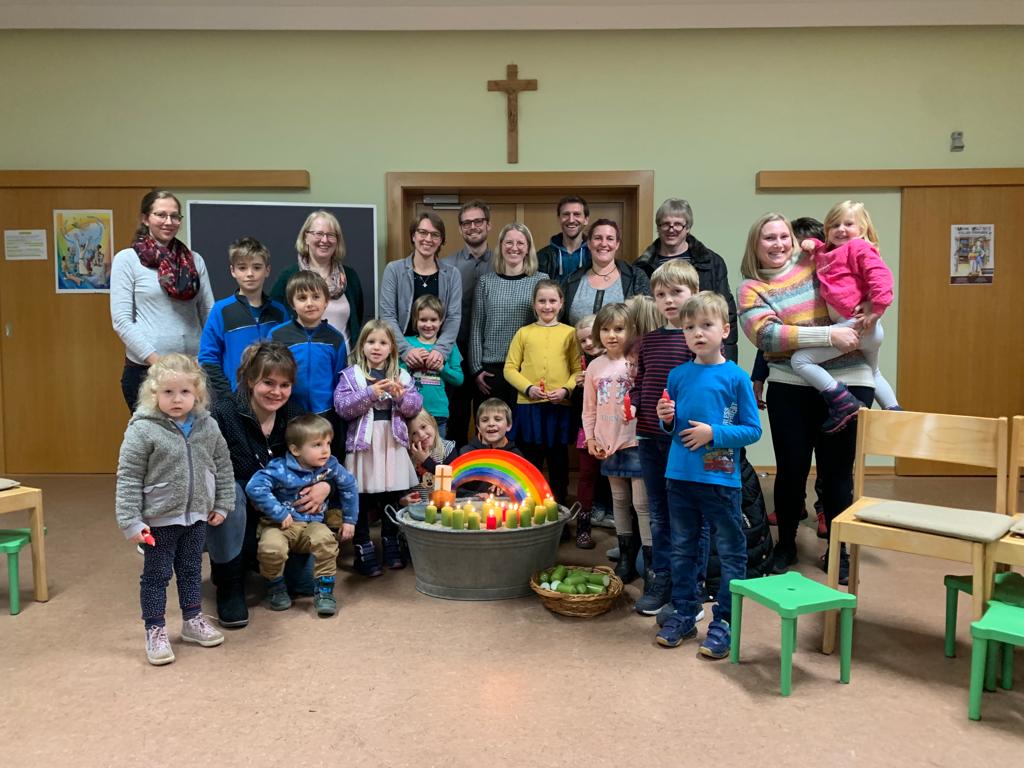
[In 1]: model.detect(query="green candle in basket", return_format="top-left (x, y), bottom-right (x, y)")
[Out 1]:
top-left (452, 509), bottom-right (465, 530)
top-left (519, 508), bottom-right (532, 527)
top-left (467, 511), bottom-right (480, 530)
top-left (533, 508), bottom-right (546, 526)
top-left (441, 505), bottom-right (453, 528)
top-left (544, 496), bottom-right (559, 522)
top-left (424, 504), bottom-right (438, 525)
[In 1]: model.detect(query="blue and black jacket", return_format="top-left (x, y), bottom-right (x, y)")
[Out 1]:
top-left (246, 453), bottom-right (359, 525)
top-left (269, 319), bottom-right (347, 415)
top-left (198, 292), bottom-right (288, 400)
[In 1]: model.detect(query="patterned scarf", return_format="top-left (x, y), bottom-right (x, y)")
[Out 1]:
top-left (133, 233), bottom-right (200, 301)
top-left (298, 255), bottom-right (346, 300)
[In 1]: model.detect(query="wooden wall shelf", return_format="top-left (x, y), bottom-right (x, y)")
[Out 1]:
top-left (0, 170), bottom-right (310, 189)
top-left (757, 168), bottom-right (1024, 191)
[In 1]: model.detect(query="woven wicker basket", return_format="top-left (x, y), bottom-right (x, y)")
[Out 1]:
top-left (529, 565), bottom-right (623, 618)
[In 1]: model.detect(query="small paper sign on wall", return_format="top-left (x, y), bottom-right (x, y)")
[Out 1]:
top-left (4, 229), bottom-right (48, 260)
top-left (950, 224), bottom-right (994, 285)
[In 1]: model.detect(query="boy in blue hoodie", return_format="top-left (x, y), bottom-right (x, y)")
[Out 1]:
top-left (246, 414), bottom-right (358, 617)
top-left (198, 237), bottom-right (287, 400)
top-left (654, 292), bottom-right (761, 658)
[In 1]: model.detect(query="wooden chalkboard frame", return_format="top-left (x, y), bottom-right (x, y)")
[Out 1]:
top-left (185, 199), bottom-right (378, 320)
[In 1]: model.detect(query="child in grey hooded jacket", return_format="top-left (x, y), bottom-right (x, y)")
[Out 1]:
top-left (115, 354), bottom-right (234, 666)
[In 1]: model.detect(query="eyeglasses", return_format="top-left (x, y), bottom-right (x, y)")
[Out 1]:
top-left (658, 221), bottom-right (689, 233)
top-left (306, 230), bottom-right (338, 241)
top-left (150, 212), bottom-right (183, 223)
top-left (459, 217), bottom-right (488, 228)
top-left (415, 228), bottom-right (442, 241)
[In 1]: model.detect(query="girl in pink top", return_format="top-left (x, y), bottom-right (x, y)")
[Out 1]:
top-left (793, 201), bottom-right (900, 433)
top-left (582, 302), bottom-right (649, 584)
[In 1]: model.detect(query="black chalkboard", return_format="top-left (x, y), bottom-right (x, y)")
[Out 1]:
top-left (185, 200), bottom-right (378, 320)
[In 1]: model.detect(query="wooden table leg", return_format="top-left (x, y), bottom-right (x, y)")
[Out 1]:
top-left (28, 492), bottom-right (48, 601)
top-left (970, 542), bottom-right (984, 621)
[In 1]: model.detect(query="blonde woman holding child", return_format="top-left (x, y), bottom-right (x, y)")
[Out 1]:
top-left (115, 354), bottom-right (234, 666)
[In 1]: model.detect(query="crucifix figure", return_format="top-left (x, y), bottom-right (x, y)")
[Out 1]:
top-left (487, 63), bottom-right (538, 164)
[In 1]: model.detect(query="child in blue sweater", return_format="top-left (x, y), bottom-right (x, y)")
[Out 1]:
top-left (198, 237), bottom-right (288, 400)
top-left (246, 414), bottom-right (359, 617)
top-left (654, 292), bottom-right (761, 658)
top-left (402, 294), bottom-right (464, 438)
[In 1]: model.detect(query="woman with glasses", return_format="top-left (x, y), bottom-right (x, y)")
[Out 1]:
top-left (270, 210), bottom-right (365, 349)
top-left (469, 222), bottom-right (549, 413)
top-left (634, 198), bottom-right (738, 361)
top-left (562, 219), bottom-right (650, 326)
top-left (379, 212), bottom-right (462, 373)
top-left (110, 190), bottom-right (215, 410)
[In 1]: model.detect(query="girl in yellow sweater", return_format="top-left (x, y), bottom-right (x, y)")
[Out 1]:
top-left (503, 279), bottom-right (582, 503)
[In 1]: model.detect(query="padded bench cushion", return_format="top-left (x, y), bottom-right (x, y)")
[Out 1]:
top-left (1011, 516), bottom-right (1024, 536)
top-left (854, 500), bottom-right (1013, 543)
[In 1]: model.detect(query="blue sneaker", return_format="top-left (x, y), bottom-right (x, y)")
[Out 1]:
top-left (656, 614), bottom-right (697, 648)
top-left (699, 619), bottom-right (731, 659)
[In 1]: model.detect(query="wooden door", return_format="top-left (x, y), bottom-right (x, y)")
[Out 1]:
top-left (897, 185), bottom-right (1024, 474)
top-left (0, 187), bottom-right (149, 473)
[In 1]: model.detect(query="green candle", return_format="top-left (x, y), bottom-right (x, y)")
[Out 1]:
top-left (533, 509), bottom-right (546, 526)
top-left (546, 501), bottom-right (559, 522)
top-left (505, 509), bottom-right (519, 529)
top-left (519, 509), bottom-right (532, 527)
top-left (520, 496), bottom-right (534, 514)
top-left (424, 504), bottom-right (437, 525)
top-left (452, 509), bottom-right (465, 530)
top-left (467, 512), bottom-right (480, 530)
top-left (441, 506), bottom-right (453, 528)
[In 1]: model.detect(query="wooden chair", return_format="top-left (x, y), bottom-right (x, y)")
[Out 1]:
top-left (1008, 415), bottom-right (1023, 517)
top-left (822, 408), bottom-right (1009, 654)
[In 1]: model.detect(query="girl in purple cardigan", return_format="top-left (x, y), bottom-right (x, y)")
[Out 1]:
top-left (792, 200), bottom-right (900, 433)
top-left (334, 320), bottom-right (423, 575)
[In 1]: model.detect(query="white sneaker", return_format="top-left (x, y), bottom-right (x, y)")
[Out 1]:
top-left (145, 625), bottom-right (175, 666)
top-left (181, 614), bottom-right (225, 647)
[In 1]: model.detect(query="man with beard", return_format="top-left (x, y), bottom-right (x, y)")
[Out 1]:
top-left (537, 195), bottom-right (591, 281)
top-left (442, 200), bottom-right (493, 447)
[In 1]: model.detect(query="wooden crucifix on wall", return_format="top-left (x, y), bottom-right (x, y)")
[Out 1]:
top-left (487, 64), bottom-right (537, 164)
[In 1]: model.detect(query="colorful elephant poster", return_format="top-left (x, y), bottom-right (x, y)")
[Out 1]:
top-left (53, 209), bottom-right (114, 293)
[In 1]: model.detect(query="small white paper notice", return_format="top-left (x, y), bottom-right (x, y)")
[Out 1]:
top-left (4, 229), bottom-right (48, 260)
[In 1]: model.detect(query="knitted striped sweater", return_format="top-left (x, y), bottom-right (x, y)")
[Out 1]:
top-left (737, 256), bottom-right (872, 388)
top-left (469, 271), bottom-right (549, 374)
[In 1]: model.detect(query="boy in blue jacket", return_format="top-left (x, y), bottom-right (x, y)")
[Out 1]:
top-left (654, 292), bottom-right (761, 658)
top-left (246, 414), bottom-right (358, 617)
top-left (198, 237), bottom-right (288, 400)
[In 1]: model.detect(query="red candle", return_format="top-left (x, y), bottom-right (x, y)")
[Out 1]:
top-left (580, 354), bottom-right (588, 371)
top-left (486, 512), bottom-right (498, 530)
top-left (538, 377), bottom-right (546, 392)
top-left (623, 392), bottom-right (632, 422)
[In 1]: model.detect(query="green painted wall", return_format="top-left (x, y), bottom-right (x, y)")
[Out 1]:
top-left (3, 27), bottom-right (1022, 466)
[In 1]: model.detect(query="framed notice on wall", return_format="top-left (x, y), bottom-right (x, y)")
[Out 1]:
top-left (950, 224), bottom-right (994, 285)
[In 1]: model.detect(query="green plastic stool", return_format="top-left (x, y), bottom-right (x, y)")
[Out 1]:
top-left (0, 528), bottom-right (32, 615)
top-left (730, 571), bottom-right (857, 696)
top-left (968, 601), bottom-right (1024, 720)
top-left (944, 571), bottom-right (1024, 660)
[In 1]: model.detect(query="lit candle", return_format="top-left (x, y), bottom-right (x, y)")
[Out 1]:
top-left (545, 496), bottom-right (559, 522)
top-left (506, 509), bottom-right (519, 529)
top-left (452, 509), bottom-right (465, 530)
top-left (519, 508), bottom-right (532, 527)
top-left (533, 509), bottom-right (546, 526)
top-left (623, 392), bottom-right (632, 422)
top-left (520, 496), bottom-right (534, 514)
top-left (463, 501), bottom-right (475, 515)
top-left (467, 512), bottom-right (480, 530)
top-left (486, 512), bottom-right (498, 530)
top-left (580, 354), bottom-right (588, 371)
top-left (424, 504), bottom-right (437, 525)
top-left (441, 505), bottom-right (453, 527)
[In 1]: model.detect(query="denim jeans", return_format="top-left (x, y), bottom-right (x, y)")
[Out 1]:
top-left (639, 439), bottom-right (709, 584)
top-left (204, 481), bottom-right (248, 564)
top-left (666, 479), bottom-right (745, 623)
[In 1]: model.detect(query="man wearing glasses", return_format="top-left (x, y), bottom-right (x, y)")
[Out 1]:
top-left (443, 201), bottom-right (493, 447)
top-left (635, 198), bottom-right (738, 362)
top-left (537, 195), bottom-right (591, 281)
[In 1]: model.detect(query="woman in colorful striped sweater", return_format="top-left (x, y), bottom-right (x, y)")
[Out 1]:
top-left (736, 213), bottom-right (873, 584)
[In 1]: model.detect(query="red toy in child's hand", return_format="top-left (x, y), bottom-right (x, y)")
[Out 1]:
top-left (141, 531), bottom-right (156, 546)
top-left (538, 378), bottom-right (546, 392)
top-left (623, 392), bottom-right (633, 422)
top-left (661, 389), bottom-right (670, 401)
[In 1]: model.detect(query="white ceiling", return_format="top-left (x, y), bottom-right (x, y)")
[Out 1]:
top-left (2, 0), bottom-right (1023, 31)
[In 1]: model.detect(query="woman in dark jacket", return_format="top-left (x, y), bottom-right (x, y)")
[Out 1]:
top-left (269, 210), bottom-right (365, 347)
top-left (208, 341), bottom-right (330, 628)
top-left (562, 219), bottom-right (650, 325)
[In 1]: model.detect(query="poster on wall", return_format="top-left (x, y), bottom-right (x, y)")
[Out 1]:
top-left (950, 224), bottom-right (994, 285)
top-left (53, 209), bottom-right (114, 293)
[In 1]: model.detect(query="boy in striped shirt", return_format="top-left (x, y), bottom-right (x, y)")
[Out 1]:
top-left (630, 260), bottom-right (704, 619)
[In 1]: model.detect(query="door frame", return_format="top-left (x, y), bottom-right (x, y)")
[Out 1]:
top-left (386, 170), bottom-right (655, 264)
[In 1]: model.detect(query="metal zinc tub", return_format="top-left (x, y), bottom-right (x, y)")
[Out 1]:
top-left (387, 501), bottom-right (577, 600)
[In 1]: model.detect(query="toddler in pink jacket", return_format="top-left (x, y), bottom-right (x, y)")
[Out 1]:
top-left (794, 200), bottom-right (900, 433)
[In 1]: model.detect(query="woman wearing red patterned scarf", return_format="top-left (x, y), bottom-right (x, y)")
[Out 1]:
top-left (110, 190), bottom-right (215, 410)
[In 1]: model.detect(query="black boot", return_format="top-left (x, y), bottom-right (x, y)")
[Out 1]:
top-left (211, 554), bottom-right (249, 628)
top-left (614, 534), bottom-right (639, 583)
top-left (382, 536), bottom-right (406, 570)
top-left (575, 508), bottom-right (595, 549)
